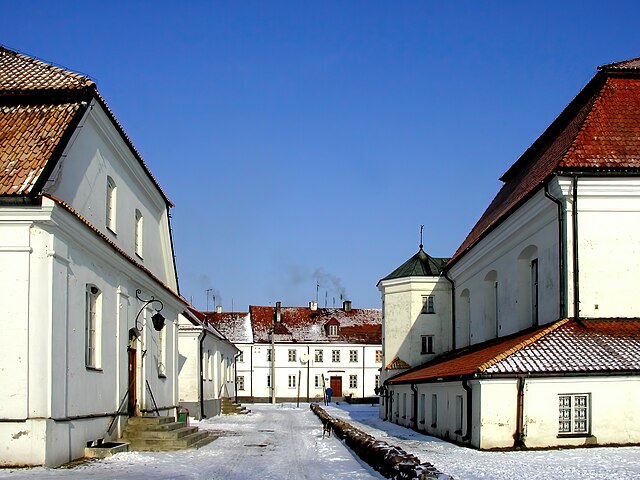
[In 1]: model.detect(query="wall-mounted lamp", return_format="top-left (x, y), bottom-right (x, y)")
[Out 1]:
top-left (135, 289), bottom-right (165, 332)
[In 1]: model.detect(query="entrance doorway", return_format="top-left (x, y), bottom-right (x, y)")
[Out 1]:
top-left (128, 345), bottom-right (137, 416)
top-left (330, 376), bottom-right (342, 397)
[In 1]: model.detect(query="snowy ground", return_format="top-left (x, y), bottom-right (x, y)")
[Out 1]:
top-left (0, 404), bottom-right (382, 480)
top-left (326, 403), bottom-right (640, 480)
top-left (2, 403), bottom-right (640, 479)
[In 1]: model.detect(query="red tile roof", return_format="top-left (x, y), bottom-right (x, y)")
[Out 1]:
top-left (448, 59), bottom-right (640, 267)
top-left (0, 46), bottom-right (172, 205)
top-left (388, 319), bottom-right (640, 384)
top-left (234, 305), bottom-right (382, 344)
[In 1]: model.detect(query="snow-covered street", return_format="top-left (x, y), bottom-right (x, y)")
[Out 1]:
top-left (2, 403), bottom-right (640, 479)
top-left (0, 404), bottom-right (382, 480)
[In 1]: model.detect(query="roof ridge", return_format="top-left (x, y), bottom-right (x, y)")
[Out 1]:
top-left (477, 318), bottom-right (570, 373)
top-left (599, 56), bottom-right (640, 71)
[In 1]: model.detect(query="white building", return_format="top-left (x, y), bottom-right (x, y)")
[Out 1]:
top-left (208, 301), bottom-right (382, 403)
top-left (380, 57), bottom-right (640, 449)
top-left (0, 47), bottom-right (187, 466)
top-left (178, 308), bottom-right (239, 418)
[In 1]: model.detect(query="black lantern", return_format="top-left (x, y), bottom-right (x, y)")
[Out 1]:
top-left (135, 289), bottom-right (165, 332)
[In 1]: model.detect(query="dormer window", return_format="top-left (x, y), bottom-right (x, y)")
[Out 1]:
top-left (106, 176), bottom-right (117, 233)
top-left (325, 319), bottom-right (340, 337)
top-left (329, 324), bottom-right (338, 336)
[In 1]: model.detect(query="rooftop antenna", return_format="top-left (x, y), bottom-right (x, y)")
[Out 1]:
top-left (324, 290), bottom-right (328, 308)
top-left (420, 224), bottom-right (424, 250)
top-left (316, 281), bottom-right (319, 303)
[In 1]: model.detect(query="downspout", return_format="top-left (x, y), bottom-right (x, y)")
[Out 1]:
top-left (198, 329), bottom-right (206, 419)
top-left (444, 271), bottom-right (456, 351)
top-left (250, 345), bottom-right (254, 399)
top-left (514, 377), bottom-right (526, 447)
top-left (462, 379), bottom-right (472, 443)
top-left (544, 180), bottom-right (567, 318)
top-left (307, 345), bottom-right (310, 402)
top-left (234, 350), bottom-right (242, 404)
top-left (572, 176), bottom-right (580, 321)
top-left (362, 345), bottom-right (366, 399)
top-left (410, 383), bottom-right (418, 431)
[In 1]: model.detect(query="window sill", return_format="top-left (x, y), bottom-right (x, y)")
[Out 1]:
top-left (557, 433), bottom-right (592, 438)
top-left (421, 352), bottom-right (435, 355)
top-left (86, 366), bottom-right (103, 372)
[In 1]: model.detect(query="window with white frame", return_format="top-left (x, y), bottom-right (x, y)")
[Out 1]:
top-left (266, 374), bottom-right (271, 388)
top-left (315, 349), bottom-right (323, 362)
top-left (106, 176), bottom-right (117, 232)
top-left (332, 350), bottom-right (340, 362)
top-left (559, 394), bottom-right (590, 434)
top-left (328, 324), bottom-right (338, 336)
top-left (375, 375), bottom-right (380, 388)
top-left (157, 325), bottom-right (166, 377)
top-left (421, 335), bottom-right (435, 354)
top-left (349, 350), bottom-right (358, 362)
top-left (237, 375), bottom-right (245, 391)
top-left (238, 351), bottom-right (244, 362)
top-left (134, 209), bottom-right (143, 257)
top-left (267, 348), bottom-right (273, 362)
top-left (315, 375), bottom-right (323, 388)
top-left (288, 375), bottom-right (297, 388)
top-left (349, 375), bottom-right (357, 388)
top-left (375, 350), bottom-right (382, 363)
top-left (288, 349), bottom-right (297, 362)
top-left (85, 285), bottom-right (102, 368)
top-left (421, 295), bottom-right (435, 314)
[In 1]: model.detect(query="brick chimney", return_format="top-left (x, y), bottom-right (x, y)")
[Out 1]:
top-left (343, 300), bottom-right (352, 312)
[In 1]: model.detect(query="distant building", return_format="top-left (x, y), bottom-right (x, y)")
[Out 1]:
top-left (380, 57), bottom-right (640, 449)
top-left (208, 301), bottom-right (382, 402)
top-left (0, 47), bottom-right (186, 466)
top-left (177, 308), bottom-right (239, 419)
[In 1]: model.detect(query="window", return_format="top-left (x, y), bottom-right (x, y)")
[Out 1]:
top-left (266, 374), bottom-right (271, 388)
top-left (238, 351), bottom-right (244, 362)
top-left (349, 350), bottom-right (358, 362)
top-left (349, 375), bottom-right (357, 388)
top-left (332, 350), bottom-right (340, 362)
top-left (421, 335), bottom-right (434, 354)
top-left (288, 349), bottom-right (297, 362)
top-left (375, 350), bottom-right (383, 363)
top-left (328, 324), bottom-right (338, 336)
top-left (135, 209), bottom-right (143, 257)
top-left (431, 394), bottom-right (438, 427)
top-left (421, 295), bottom-right (435, 314)
top-left (237, 375), bottom-right (245, 391)
top-left (157, 325), bottom-right (166, 377)
top-left (455, 395), bottom-right (463, 434)
top-left (85, 285), bottom-right (102, 368)
top-left (106, 176), bottom-right (117, 232)
top-left (267, 348), bottom-right (273, 362)
top-left (208, 353), bottom-right (213, 381)
top-left (559, 394), bottom-right (590, 434)
top-left (314, 349), bottom-right (323, 362)
top-left (288, 375), bottom-right (297, 388)
top-left (315, 375), bottom-right (323, 388)
top-left (375, 375), bottom-right (380, 388)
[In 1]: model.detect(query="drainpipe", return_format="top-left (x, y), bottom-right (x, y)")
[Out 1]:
top-left (544, 180), bottom-right (567, 318)
top-left (572, 176), bottom-right (580, 321)
top-left (514, 376), bottom-right (526, 447)
top-left (410, 383), bottom-right (418, 431)
top-left (307, 345), bottom-right (310, 403)
top-left (362, 346), bottom-right (366, 399)
top-left (198, 329), bottom-right (206, 419)
top-left (462, 380), bottom-right (472, 443)
top-left (234, 350), bottom-right (242, 404)
top-left (444, 271), bottom-right (456, 351)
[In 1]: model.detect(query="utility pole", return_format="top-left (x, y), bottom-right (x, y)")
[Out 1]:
top-left (270, 326), bottom-right (276, 404)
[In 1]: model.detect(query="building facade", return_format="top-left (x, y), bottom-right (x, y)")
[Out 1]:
top-left (0, 47), bottom-right (186, 466)
top-left (380, 57), bottom-right (640, 449)
top-left (208, 301), bottom-right (382, 403)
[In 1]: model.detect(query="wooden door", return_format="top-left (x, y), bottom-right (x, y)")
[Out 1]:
top-left (128, 347), bottom-right (137, 416)
top-left (330, 376), bottom-right (342, 397)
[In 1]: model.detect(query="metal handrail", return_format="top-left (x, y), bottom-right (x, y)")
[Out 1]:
top-left (145, 380), bottom-right (160, 416)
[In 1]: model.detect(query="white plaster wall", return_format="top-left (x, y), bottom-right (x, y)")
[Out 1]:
top-left (43, 102), bottom-right (177, 290)
top-left (523, 376), bottom-right (640, 448)
top-left (449, 187), bottom-right (561, 347)
top-left (379, 276), bottom-right (451, 383)
top-left (477, 379), bottom-right (519, 449)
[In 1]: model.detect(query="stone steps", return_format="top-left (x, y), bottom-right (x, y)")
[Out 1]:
top-left (119, 415), bottom-right (216, 452)
top-left (221, 398), bottom-right (250, 415)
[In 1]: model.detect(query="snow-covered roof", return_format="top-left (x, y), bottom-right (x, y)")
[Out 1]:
top-left (205, 311), bottom-right (253, 343)
top-left (388, 318), bottom-right (640, 384)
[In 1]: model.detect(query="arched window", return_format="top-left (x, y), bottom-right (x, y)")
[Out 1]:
top-left (86, 284), bottom-right (102, 368)
top-left (484, 271), bottom-right (498, 340)
top-left (106, 176), bottom-right (117, 232)
top-left (458, 289), bottom-right (471, 347)
top-left (135, 209), bottom-right (143, 257)
top-left (518, 245), bottom-right (539, 328)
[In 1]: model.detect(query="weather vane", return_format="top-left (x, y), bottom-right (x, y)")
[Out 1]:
top-left (420, 224), bottom-right (424, 249)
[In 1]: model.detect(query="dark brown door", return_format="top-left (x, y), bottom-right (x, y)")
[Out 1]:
top-left (128, 347), bottom-right (137, 416)
top-left (330, 376), bottom-right (342, 397)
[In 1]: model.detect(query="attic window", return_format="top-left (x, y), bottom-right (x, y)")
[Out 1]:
top-left (329, 324), bottom-right (338, 336)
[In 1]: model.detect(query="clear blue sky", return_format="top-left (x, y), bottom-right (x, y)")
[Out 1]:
top-left (3, 1), bottom-right (639, 310)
